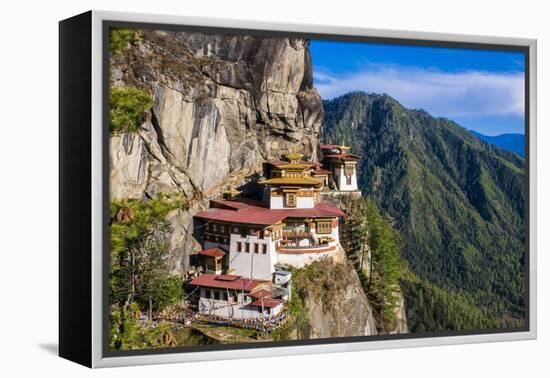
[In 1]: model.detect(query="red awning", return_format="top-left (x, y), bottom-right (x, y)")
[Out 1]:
top-left (190, 274), bottom-right (266, 291)
top-left (198, 248), bottom-right (226, 258)
top-left (251, 298), bottom-right (284, 308)
top-left (248, 289), bottom-right (272, 299)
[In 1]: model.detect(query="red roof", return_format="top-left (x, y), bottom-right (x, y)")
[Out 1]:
top-left (323, 153), bottom-right (360, 160)
top-left (190, 274), bottom-right (266, 291)
top-left (311, 167), bottom-right (332, 175)
top-left (196, 206), bottom-right (286, 225)
top-left (195, 200), bottom-right (345, 225)
top-left (251, 298), bottom-right (284, 308)
top-left (248, 289), bottom-right (272, 299)
top-left (320, 144), bottom-right (339, 150)
top-left (198, 248), bottom-right (226, 258)
top-left (266, 159), bottom-right (320, 167)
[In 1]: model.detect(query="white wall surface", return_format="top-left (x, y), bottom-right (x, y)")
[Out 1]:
top-left (228, 234), bottom-right (276, 280)
top-left (0, 0), bottom-right (547, 377)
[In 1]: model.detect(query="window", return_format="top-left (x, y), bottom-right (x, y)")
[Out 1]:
top-left (286, 193), bottom-right (296, 207)
top-left (245, 243), bottom-right (250, 253)
top-left (236, 242), bottom-right (242, 252)
top-left (346, 175), bottom-right (352, 185)
top-left (262, 244), bottom-right (267, 254)
top-left (212, 223), bottom-right (218, 232)
top-left (220, 225), bottom-right (225, 233)
top-left (233, 227), bottom-right (238, 233)
top-left (210, 290), bottom-right (215, 299)
top-left (221, 291), bottom-right (228, 301)
top-left (240, 228), bottom-right (247, 238)
top-left (259, 230), bottom-right (264, 239)
top-left (317, 221), bottom-right (332, 234)
top-left (254, 243), bottom-right (259, 254)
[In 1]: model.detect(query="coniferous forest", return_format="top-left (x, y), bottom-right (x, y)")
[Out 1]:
top-left (323, 91), bottom-right (526, 332)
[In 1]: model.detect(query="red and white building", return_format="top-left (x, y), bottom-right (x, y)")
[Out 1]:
top-left (189, 150), bottom-right (362, 320)
top-left (320, 144), bottom-right (360, 192)
top-left (189, 274), bottom-right (285, 319)
top-left (194, 153), bottom-right (345, 281)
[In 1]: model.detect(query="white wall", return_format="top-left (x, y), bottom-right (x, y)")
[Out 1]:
top-left (198, 297), bottom-right (263, 319)
top-left (277, 248), bottom-right (338, 268)
top-left (269, 190), bottom-right (316, 209)
top-left (334, 165), bottom-right (358, 191)
top-left (311, 224), bottom-right (340, 245)
top-left (270, 195), bottom-right (284, 209)
top-left (228, 233), bottom-right (277, 280)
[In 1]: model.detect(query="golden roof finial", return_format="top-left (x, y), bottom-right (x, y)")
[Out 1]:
top-left (223, 186), bottom-right (241, 200)
top-left (286, 152), bottom-right (304, 163)
top-left (339, 140), bottom-right (351, 151)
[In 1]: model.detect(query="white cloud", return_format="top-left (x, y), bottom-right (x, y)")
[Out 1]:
top-left (314, 64), bottom-right (524, 118)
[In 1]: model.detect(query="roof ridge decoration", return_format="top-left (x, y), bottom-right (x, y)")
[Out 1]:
top-left (285, 152), bottom-right (304, 163)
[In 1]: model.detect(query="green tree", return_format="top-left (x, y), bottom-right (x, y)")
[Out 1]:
top-left (109, 28), bottom-right (140, 54)
top-left (109, 194), bottom-right (185, 350)
top-left (110, 303), bottom-right (176, 350)
top-left (110, 194), bottom-right (185, 317)
top-left (109, 86), bottom-right (153, 135)
top-left (340, 196), bottom-right (402, 332)
top-left (363, 200), bottom-right (401, 331)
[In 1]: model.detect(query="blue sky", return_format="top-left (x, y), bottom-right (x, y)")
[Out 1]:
top-left (310, 40), bottom-right (526, 136)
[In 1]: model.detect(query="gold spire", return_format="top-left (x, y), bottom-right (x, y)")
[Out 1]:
top-left (338, 140), bottom-right (351, 151)
top-left (222, 186), bottom-right (241, 200)
top-left (285, 152), bottom-right (304, 164)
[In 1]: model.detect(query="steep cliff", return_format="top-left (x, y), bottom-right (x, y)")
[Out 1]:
top-left (109, 30), bottom-right (323, 273)
top-left (291, 258), bottom-right (378, 338)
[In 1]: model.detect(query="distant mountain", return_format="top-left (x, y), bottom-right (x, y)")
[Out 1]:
top-left (470, 131), bottom-right (525, 157)
top-left (323, 91), bottom-right (526, 332)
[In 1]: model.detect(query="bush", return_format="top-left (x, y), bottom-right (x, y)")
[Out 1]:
top-left (109, 303), bottom-right (176, 350)
top-left (110, 28), bottom-right (140, 54)
top-left (109, 86), bottom-right (153, 134)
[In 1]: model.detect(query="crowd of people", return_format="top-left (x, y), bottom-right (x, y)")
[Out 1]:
top-left (156, 304), bottom-right (289, 336)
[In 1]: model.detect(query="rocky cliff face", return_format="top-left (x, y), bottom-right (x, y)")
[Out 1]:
top-left (304, 262), bottom-right (378, 338)
top-left (110, 31), bottom-right (323, 200)
top-left (110, 30), bottom-right (323, 273)
top-left (291, 258), bottom-right (377, 339)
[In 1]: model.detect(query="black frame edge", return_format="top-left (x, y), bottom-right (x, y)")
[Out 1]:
top-left (59, 10), bottom-right (93, 368)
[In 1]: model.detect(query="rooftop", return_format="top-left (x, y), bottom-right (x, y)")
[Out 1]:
top-left (197, 248), bottom-right (226, 258)
top-left (248, 289), bottom-right (272, 299)
top-left (311, 167), bottom-right (332, 175)
top-left (260, 176), bottom-right (323, 187)
top-left (190, 274), bottom-right (267, 291)
top-left (323, 153), bottom-right (361, 161)
top-left (195, 199), bottom-right (345, 225)
top-left (250, 298), bottom-right (284, 308)
top-left (266, 159), bottom-right (320, 168)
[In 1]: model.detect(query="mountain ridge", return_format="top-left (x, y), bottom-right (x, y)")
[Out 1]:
top-left (322, 91), bottom-right (526, 331)
top-left (470, 130), bottom-right (525, 157)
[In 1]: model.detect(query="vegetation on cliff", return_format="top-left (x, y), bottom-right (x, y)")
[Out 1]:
top-left (340, 196), bottom-right (402, 333)
top-left (110, 28), bottom-right (141, 55)
top-left (109, 86), bottom-right (153, 135)
top-left (281, 258), bottom-right (377, 339)
top-left (324, 91), bottom-right (526, 332)
top-left (109, 194), bottom-right (186, 350)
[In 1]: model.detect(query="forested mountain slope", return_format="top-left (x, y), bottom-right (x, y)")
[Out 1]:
top-left (323, 92), bottom-right (526, 331)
